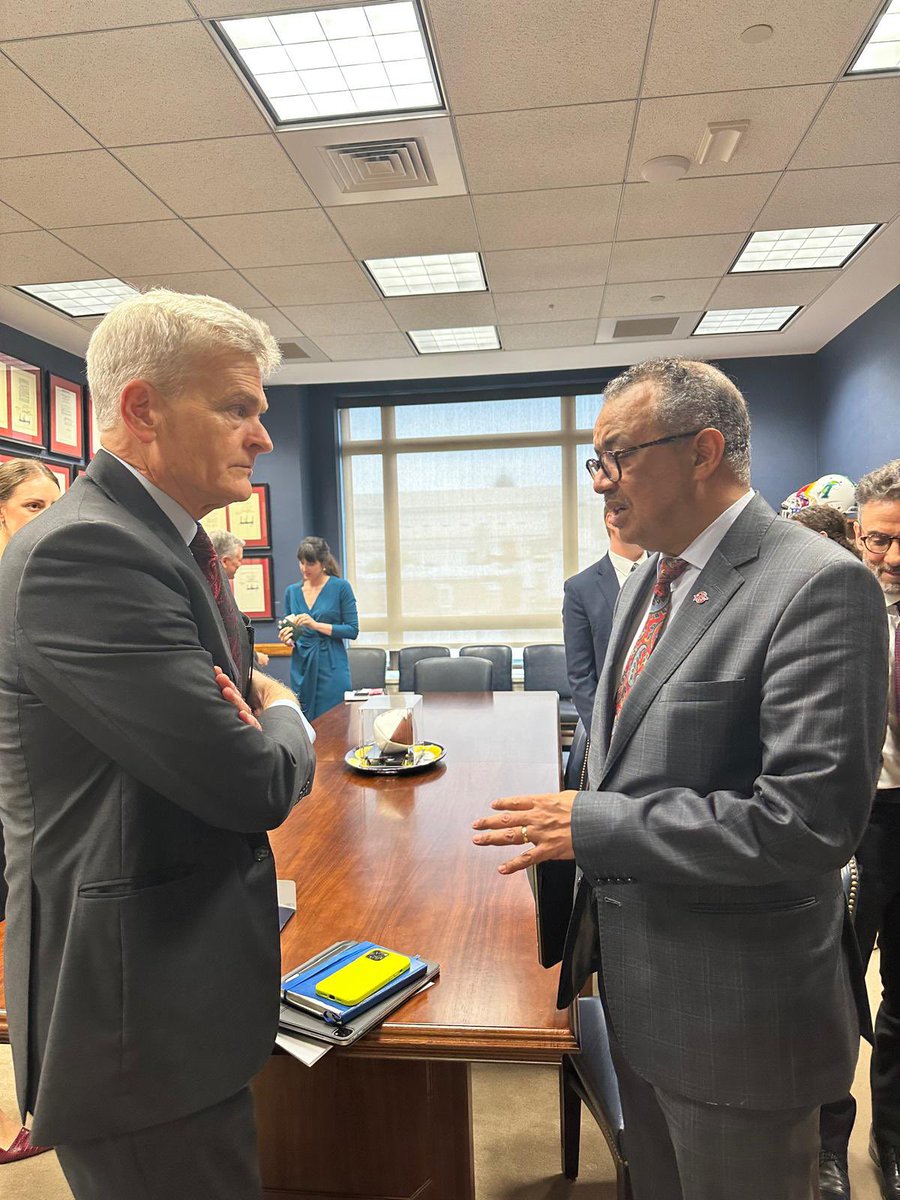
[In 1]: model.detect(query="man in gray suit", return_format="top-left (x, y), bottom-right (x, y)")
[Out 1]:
top-left (0, 290), bottom-right (316, 1199)
top-left (563, 505), bottom-right (645, 730)
top-left (474, 357), bottom-right (887, 1199)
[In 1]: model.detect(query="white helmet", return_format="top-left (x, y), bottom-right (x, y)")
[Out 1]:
top-left (808, 473), bottom-right (857, 515)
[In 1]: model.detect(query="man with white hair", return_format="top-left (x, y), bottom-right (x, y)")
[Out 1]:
top-left (0, 289), bottom-right (315, 1199)
top-left (210, 528), bottom-right (270, 667)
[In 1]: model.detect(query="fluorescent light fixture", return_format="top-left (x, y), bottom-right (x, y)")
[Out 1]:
top-left (408, 325), bottom-right (500, 353)
top-left (365, 252), bottom-right (487, 297)
top-left (16, 278), bottom-right (138, 317)
top-left (847, 0), bottom-right (900, 73)
top-left (730, 224), bottom-right (879, 272)
top-left (693, 306), bottom-right (800, 335)
top-left (215, 2), bottom-right (443, 126)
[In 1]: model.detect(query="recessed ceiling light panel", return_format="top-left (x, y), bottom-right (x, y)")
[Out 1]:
top-left (216, 2), bottom-right (444, 126)
top-left (848, 0), bottom-right (900, 73)
top-left (365, 252), bottom-right (487, 296)
top-left (408, 325), bottom-right (499, 353)
top-left (16, 278), bottom-right (139, 317)
top-left (693, 306), bottom-right (800, 335)
top-left (730, 224), bottom-right (879, 272)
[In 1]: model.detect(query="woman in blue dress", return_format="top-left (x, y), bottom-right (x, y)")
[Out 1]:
top-left (279, 536), bottom-right (359, 721)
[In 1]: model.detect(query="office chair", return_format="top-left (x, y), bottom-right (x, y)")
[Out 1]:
top-left (413, 655), bottom-right (493, 693)
top-left (348, 647), bottom-right (387, 690)
top-left (398, 645), bottom-right (449, 692)
top-left (522, 644), bottom-right (579, 728)
top-left (459, 644), bottom-right (513, 691)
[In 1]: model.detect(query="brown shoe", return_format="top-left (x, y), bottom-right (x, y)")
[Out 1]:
top-left (0, 1126), bottom-right (52, 1165)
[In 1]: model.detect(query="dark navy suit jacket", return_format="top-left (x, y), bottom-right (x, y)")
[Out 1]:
top-left (562, 552), bottom-right (622, 730)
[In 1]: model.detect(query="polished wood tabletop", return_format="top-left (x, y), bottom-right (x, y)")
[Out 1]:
top-left (1, 691), bottom-right (576, 1060)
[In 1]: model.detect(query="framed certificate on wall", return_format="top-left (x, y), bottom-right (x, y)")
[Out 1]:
top-left (0, 357), bottom-right (44, 447)
top-left (227, 483), bottom-right (270, 548)
top-left (49, 375), bottom-right (84, 458)
top-left (231, 556), bottom-right (273, 620)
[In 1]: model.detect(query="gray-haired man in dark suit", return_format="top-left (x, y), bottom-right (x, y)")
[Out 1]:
top-left (474, 358), bottom-right (887, 1200)
top-left (0, 290), bottom-right (315, 1199)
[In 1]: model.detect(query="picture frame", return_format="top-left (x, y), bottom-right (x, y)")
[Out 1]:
top-left (227, 483), bottom-right (270, 549)
top-left (0, 355), bottom-right (44, 447)
top-left (49, 375), bottom-right (85, 458)
top-left (231, 555), bottom-right (273, 621)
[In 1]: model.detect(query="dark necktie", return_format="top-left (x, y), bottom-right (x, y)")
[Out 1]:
top-left (615, 556), bottom-right (689, 715)
top-left (190, 525), bottom-right (243, 672)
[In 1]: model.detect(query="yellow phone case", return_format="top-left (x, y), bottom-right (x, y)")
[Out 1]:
top-left (315, 948), bottom-right (411, 1006)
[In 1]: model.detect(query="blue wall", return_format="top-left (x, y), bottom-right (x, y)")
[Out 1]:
top-left (816, 285), bottom-right (900, 478)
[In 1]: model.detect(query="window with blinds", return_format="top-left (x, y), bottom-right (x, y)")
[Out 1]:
top-left (339, 394), bottom-right (609, 648)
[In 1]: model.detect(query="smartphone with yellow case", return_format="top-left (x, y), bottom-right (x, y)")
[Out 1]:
top-left (315, 947), bottom-right (410, 1006)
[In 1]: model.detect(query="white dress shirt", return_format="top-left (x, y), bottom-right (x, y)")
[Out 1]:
top-left (609, 548), bottom-right (648, 589)
top-left (100, 450), bottom-right (314, 741)
top-left (880, 594), bottom-right (899, 791)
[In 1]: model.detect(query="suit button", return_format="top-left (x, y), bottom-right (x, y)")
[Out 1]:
top-left (253, 846), bottom-right (270, 861)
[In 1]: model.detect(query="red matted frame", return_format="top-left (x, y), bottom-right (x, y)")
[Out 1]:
top-left (232, 556), bottom-right (274, 620)
top-left (49, 375), bottom-right (85, 458)
top-left (227, 483), bottom-right (270, 549)
top-left (0, 356), bottom-right (44, 447)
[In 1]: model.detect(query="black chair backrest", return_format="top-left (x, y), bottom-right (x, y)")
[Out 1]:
top-left (413, 656), bottom-right (493, 693)
top-left (523, 644), bottom-right (572, 699)
top-left (348, 647), bottom-right (387, 690)
top-left (459, 644), bottom-right (513, 691)
top-left (398, 645), bottom-right (449, 691)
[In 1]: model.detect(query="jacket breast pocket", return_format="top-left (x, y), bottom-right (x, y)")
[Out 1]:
top-left (657, 678), bottom-right (745, 704)
top-left (77, 864), bottom-right (196, 898)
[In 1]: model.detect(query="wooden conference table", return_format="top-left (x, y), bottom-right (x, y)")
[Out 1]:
top-left (0, 691), bottom-right (577, 1200)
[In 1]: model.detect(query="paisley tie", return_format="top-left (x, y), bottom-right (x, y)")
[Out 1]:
top-left (615, 556), bottom-right (690, 715)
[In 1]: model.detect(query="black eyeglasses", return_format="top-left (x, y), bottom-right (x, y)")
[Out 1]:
top-left (585, 429), bottom-right (704, 483)
top-left (858, 530), bottom-right (900, 555)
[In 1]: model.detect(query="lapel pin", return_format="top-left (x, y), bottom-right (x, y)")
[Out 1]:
top-left (692, 591), bottom-right (709, 605)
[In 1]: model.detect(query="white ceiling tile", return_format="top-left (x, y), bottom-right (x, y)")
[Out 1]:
top-left (0, 151), bottom-right (171, 229)
top-left (601, 278), bottom-right (718, 317)
top-left (246, 308), bottom-right (301, 337)
top-left (56, 221), bottom-right (228, 276)
top-left (499, 320), bottom-right (598, 350)
top-left (755, 165), bottom-right (900, 229)
top-left (188, 210), bottom-right (351, 268)
top-left (0, 200), bottom-right (37, 235)
top-left (126, 270), bottom-right (269, 308)
top-left (0, 231), bottom-right (105, 284)
top-left (312, 332), bottom-right (415, 360)
top-left (456, 104), bottom-right (635, 193)
top-left (627, 85), bottom-right (829, 182)
top-left (791, 78), bottom-right (900, 170)
top-left (2, 24), bottom-right (268, 146)
top-left (473, 187), bottom-right (621, 251)
top-left (493, 287), bottom-right (604, 325)
top-left (279, 301), bottom-right (398, 337)
top-left (0, 0), bottom-right (193, 38)
top-left (384, 293), bottom-right (496, 329)
top-left (241, 262), bottom-right (379, 306)
top-left (485, 244), bottom-right (611, 292)
top-left (427, 0), bottom-right (652, 112)
top-left (114, 136), bottom-right (317, 217)
top-left (607, 234), bottom-right (746, 283)
top-left (708, 270), bottom-right (840, 308)
top-left (0, 56), bottom-right (99, 158)
top-left (642, 0), bottom-right (883, 96)
top-left (617, 174), bottom-right (780, 240)
top-left (325, 197), bottom-right (478, 258)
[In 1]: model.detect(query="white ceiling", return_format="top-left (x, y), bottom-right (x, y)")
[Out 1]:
top-left (0, 0), bottom-right (898, 385)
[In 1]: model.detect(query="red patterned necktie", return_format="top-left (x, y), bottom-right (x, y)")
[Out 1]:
top-left (190, 525), bottom-right (243, 672)
top-left (615, 556), bottom-right (690, 715)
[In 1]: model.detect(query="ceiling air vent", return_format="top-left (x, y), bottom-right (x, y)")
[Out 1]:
top-left (279, 342), bottom-right (310, 361)
top-left (320, 137), bottom-right (436, 194)
top-left (612, 317), bottom-right (680, 338)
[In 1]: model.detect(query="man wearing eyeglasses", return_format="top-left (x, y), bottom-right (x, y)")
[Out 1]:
top-left (819, 459), bottom-right (900, 1200)
top-left (474, 358), bottom-right (888, 1200)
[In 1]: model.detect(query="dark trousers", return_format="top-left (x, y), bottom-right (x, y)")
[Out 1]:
top-left (55, 1086), bottom-right (262, 1200)
top-left (821, 791), bottom-right (900, 1158)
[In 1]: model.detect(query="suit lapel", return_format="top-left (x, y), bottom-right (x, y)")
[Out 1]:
top-left (596, 554), bottom-right (621, 611)
top-left (591, 556), bottom-right (656, 758)
top-left (86, 452), bottom-right (246, 685)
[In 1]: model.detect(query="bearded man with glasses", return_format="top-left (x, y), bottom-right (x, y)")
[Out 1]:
top-left (819, 459), bottom-right (900, 1200)
top-left (473, 357), bottom-right (888, 1200)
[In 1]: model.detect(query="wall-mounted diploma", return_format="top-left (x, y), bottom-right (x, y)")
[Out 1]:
top-left (227, 493), bottom-right (263, 543)
top-left (49, 375), bottom-right (84, 457)
top-left (9, 367), bottom-right (40, 438)
top-left (200, 507), bottom-right (228, 535)
top-left (232, 557), bottom-right (273, 619)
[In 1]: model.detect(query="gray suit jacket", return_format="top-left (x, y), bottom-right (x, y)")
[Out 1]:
top-left (0, 452), bottom-right (315, 1145)
top-left (563, 553), bottom-right (621, 730)
top-left (558, 494), bottom-right (888, 1110)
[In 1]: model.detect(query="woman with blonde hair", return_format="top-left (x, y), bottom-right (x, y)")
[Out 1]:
top-left (0, 457), bottom-right (59, 1164)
